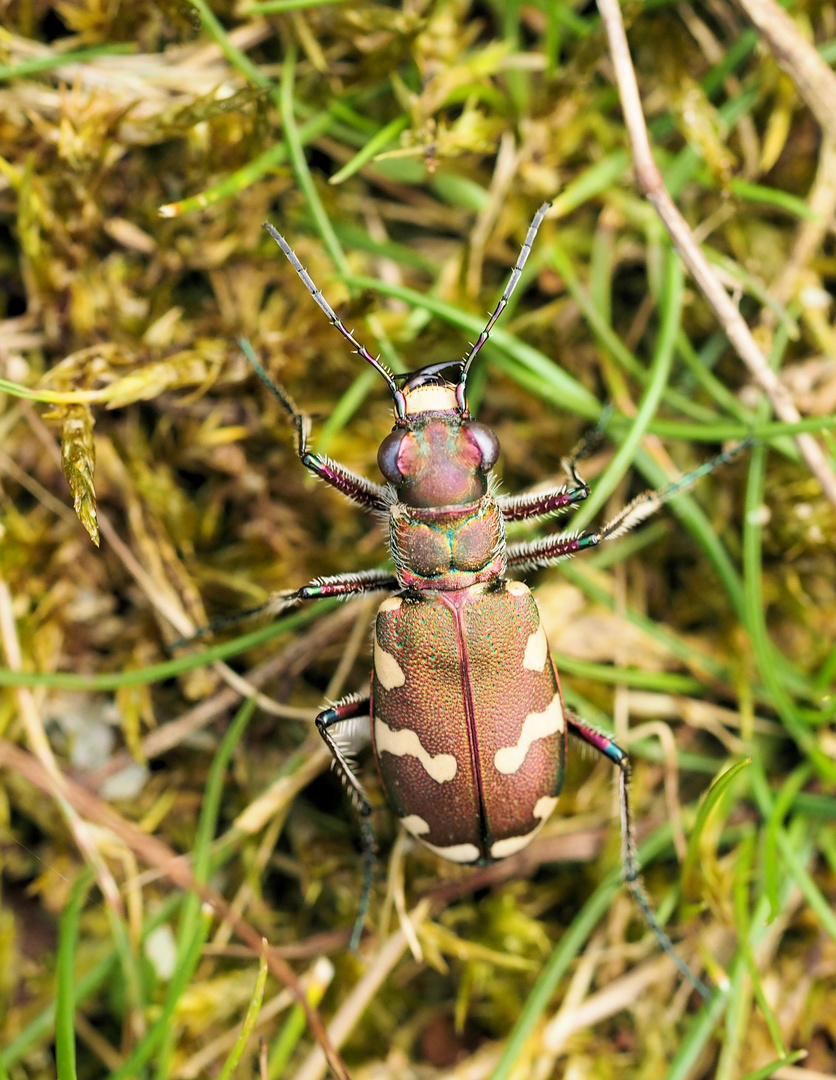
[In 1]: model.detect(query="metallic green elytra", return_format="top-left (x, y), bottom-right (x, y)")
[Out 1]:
top-left (253, 205), bottom-right (741, 995)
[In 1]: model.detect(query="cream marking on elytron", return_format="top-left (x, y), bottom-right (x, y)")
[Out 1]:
top-left (379, 596), bottom-right (403, 613)
top-left (374, 630), bottom-right (406, 690)
top-left (523, 623), bottom-right (549, 671)
top-left (489, 795), bottom-right (559, 858)
top-left (400, 814), bottom-right (431, 837)
top-left (416, 838), bottom-right (481, 863)
top-left (374, 717), bottom-right (458, 782)
top-left (494, 694), bottom-right (564, 775)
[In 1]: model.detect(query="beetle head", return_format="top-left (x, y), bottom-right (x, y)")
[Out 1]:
top-left (378, 361), bottom-right (499, 507)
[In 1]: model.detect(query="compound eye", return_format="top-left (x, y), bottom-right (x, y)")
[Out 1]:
top-left (465, 422), bottom-right (500, 472)
top-left (378, 430), bottom-right (406, 482)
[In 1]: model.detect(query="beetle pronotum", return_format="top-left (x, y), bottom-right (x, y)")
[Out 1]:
top-left (254, 204), bottom-right (740, 998)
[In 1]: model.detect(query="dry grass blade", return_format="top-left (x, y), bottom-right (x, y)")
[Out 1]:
top-left (0, 738), bottom-right (352, 1080)
top-left (596, 0), bottom-right (836, 509)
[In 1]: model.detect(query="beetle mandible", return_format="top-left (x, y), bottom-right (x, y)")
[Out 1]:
top-left (256, 204), bottom-right (735, 997)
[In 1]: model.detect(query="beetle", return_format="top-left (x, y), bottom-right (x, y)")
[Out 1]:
top-left (254, 204), bottom-right (737, 996)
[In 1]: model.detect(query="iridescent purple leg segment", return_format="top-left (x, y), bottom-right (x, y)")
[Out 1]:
top-left (290, 570), bottom-right (399, 603)
top-left (506, 531), bottom-right (599, 569)
top-left (301, 452), bottom-right (390, 513)
top-left (244, 344), bottom-right (391, 512)
top-left (499, 482), bottom-right (590, 522)
top-left (505, 442), bottom-right (748, 573)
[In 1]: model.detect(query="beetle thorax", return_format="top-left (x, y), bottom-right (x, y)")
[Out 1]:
top-left (389, 493), bottom-right (506, 590)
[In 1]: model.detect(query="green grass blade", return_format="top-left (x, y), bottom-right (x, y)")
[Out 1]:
top-left (159, 112), bottom-right (332, 218)
top-left (764, 763), bottom-right (813, 920)
top-left (106, 699), bottom-right (257, 1080)
top-left (329, 114), bottom-right (410, 185)
top-left (342, 273), bottom-right (601, 417)
top-left (751, 765), bottom-right (836, 944)
top-left (244, 0), bottom-right (350, 10)
top-left (743, 440), bottom-right (836, 780)
top-left (1, 894), bottom-right (182, 1070)
top-left (55, 869), bottom-right (95, 1080)
top-left (550, 151), bottom-right (630, 217)
top-left (217, 948), bottom-right (269, 1080)
top-left (186, 0), bottom-right (269, 86)
top-left (0, 43), bottom-right (135, 82)
top-left (550, 242), bottom-right (720, 423)
top-left (681, 758), bottom-right (751, 906)
top-left (729, 178), bottom-right (821, 221)
top-left (488, 823), bottom-right (697, 1080)
top-left (281, 44), bottom-right (347, 274)
top-left (737, 1052), bottom-right (807, 1080)
top-left (733, 830), bottom-right (787, 1056)
top-left (570, 249), bottom-right (682, 529)
top-left (0, 600), bottom-right (337, 689)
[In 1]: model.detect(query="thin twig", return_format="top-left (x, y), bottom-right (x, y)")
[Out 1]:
top-left (98, 512), bottom-right (297, 719)
top-left (0, 738), bottom-right (352, 1080)
top-left (732, 0), bottom-right (836, 138)
top-left (85, 602), bottom-right (360, 787)
top-left (0, 576), bottom-right (123, 916)
top-left (730, 0), bottom-right (836, 327)
top-left (290, 906), bottom-right (427, 1080)
top-left (21, 401), bottom-right (304, 718)
top-left (769, 133), bottom-right (836, 310)
top-left (596, 0), bottom-right (836, 510)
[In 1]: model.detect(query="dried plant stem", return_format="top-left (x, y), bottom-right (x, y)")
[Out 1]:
top-left (0, 738), bottom-right (352, 1080)
top-left (99, 512), bottom-right (295, 718)
top-left (21, 402), bottom-right (301, 717)
top-left (769, 133), bottom-right (836, 308)
top-left (0, 576), bottom-right (123, 915)
top-left (86, 603), bottom-right (359, 788)
top-left (291, 906), bottom-right (428, 1080)
top-left (596, 0), bottom-right (836, 510)
top-left (730, 0), bottom-right (836, 321)
top-left (732, 0), bottom-right (836, 137)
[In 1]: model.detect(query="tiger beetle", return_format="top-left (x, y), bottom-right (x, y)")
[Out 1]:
top-left (252, 203), bottom-right (739, 998)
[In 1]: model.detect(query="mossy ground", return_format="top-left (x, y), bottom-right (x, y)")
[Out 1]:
top-left (1, 2), bottom-right (835, 1078)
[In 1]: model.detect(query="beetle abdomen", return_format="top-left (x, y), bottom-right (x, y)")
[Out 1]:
top-left (370, 581), bottom-right (566, 863)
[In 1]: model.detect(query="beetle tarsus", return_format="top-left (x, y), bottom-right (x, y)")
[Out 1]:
top-left (349, 813), bottom-right (377, 951)
top-left (498, 480), bottom-right (590, 523)
top-left (567, 710), bottom-right (712, 1000)
top-left (242, 340), bottom-right (392, 512)
top-left (505, 440), bottom-right (748, 569)
top-left (316, 696), bottom-right (375, 820)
